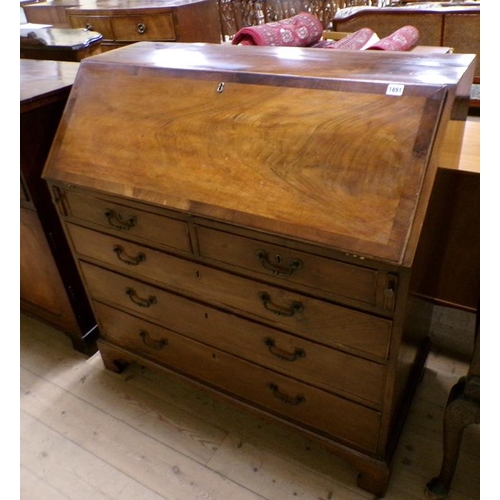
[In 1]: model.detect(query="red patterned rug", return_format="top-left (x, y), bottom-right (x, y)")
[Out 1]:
top-left (366, 26), bottom-right (419, 51)
top-left (231, 13), bottom-right (323, 47)
top-left (312, 28), bottom-right (379, 50)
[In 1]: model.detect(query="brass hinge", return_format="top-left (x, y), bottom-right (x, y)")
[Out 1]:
top-left (383, 274), bottom-right (398, 312)
top-left (51, 185), bottom-right (68, 217)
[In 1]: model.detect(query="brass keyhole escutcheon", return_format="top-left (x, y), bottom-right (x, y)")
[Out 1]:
top-left (216, 82), bottom-right (225, 93)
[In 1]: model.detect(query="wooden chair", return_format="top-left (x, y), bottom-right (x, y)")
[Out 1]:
top-left (425, 309), bottom-right (480, 499)
top-left (217, 0), bottom-right (355, 39)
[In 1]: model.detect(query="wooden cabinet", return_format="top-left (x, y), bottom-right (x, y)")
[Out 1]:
top-left (68, 0), bottom-right (223, 48)
top-left (24, 0), bottom-right (223, 48)
top-left (21, 59), bottom-right (98, 354)
top-left (42, 42), bottom-right (476, 496)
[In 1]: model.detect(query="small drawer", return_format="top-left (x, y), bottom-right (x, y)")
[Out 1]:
top-left (63, 190), bottom-right (191, 253)
top-left (196, 225), bottom-right (383, 307)
top-left (80, 261), bottom-right (392, 360)
top-left (95, 305), bottom-right (381, 453)
top-left (69, 16), bottom-right (114, 40)
top-left (94, 302), bottom-right (385, 406)
top-left (111, 14), bottom-right (175, 42)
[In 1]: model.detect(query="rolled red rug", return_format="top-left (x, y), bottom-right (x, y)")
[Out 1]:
top-left (366, 25), bottom-right (419, 51)
top-left (312, 28), bottom-right (379, 50)
top-left (231, 13), bottom-right (324, 47)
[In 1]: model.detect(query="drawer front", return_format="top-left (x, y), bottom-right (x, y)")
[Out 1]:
top-left (80, 258), bottom-right (391, 360)
top-left (94, 301), bottom-right (385, 406)
top-left (196, 224), bottom-right (380, 306)
top-left (111, 14), bottom-right (175, 42)
top-left (69, 16), bottom-right (113, 40)
top-left (95, 305), bottom-right (381, 453)
top-left (63, 190), bottom-right (191, 253)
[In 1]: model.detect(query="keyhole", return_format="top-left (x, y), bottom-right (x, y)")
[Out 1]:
top-left (216, 82), bottom-right (225, 93)
top-left (275, 254), bottom-right (283, 264)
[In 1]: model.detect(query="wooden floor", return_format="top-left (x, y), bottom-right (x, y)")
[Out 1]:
top-left (20, 312), bottom-right (479, 500)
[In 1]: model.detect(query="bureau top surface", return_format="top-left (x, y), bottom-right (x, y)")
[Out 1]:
top-left (43, 42), bottom-right (475, 265)
top-left (20, 59), bottom-right (80, 107)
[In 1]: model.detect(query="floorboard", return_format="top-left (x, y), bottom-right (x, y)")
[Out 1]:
top-left (19, 313), bottom-right (480, 499)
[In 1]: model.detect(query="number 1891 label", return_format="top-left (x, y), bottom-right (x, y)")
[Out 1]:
top-left (386, 84), bottom-right (405, 96)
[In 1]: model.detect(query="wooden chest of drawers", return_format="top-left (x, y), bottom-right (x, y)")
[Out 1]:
top-left (67, 0), bottom-right (222, 48)
top-left (42, 42), bottom-right (476, 496)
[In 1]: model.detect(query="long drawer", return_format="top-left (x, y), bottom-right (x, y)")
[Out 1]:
top-left (93, 299), bottom-right (385, 406)
top-left (71, 227), bottom-right (392, 359)
top-left (95, 304), bottom-right (381, 453)
top-left (62, 190), bottom-right (191, 253)
top-left (111, 14), bottom-right (175, 42)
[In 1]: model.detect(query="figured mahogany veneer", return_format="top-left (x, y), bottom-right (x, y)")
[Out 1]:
top-left (42, 42), bottom-right (476, 496)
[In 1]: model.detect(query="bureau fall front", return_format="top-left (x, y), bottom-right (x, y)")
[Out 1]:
top-left (42, 42), bottom-right (475, 496)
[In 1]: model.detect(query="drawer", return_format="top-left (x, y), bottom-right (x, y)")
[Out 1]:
top-left (111, 14), bottom-right (175, 42)
top-left (80, 260), bottom-right (391, 359)
top-left (94, 302), bottom-right (385, 406)
top-left (63, 190), bottom-right (191, 253)
top-left (95, 308), bottom-right (381, 453)
top-left (196, 225), bottom-right (383, 307)
top-left (69, 16), bottom-right (114, 40)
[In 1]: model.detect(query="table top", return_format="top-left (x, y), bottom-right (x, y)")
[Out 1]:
top-left (21, 27), bottom-right (103, 50)
top-left (20, 59), bottom-right (79, 107)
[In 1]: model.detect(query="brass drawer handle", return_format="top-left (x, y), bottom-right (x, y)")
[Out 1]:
top-left (258, 291), bottom-right (304, 317)
top-left (104, 209), bottom-right (137, 231)
top-left (267, 382), bottom-right (305, 405)
top-left (264, 337), bottom-right (305, 361)
top-left (125, 287), bottom-right (157, 308)
top-left (255, 249), bottom-right (303, 276)
top-left (113, 245), bottom-right (146, 266)
top-left (137, 22), bottom-right (147, 34)
top-left (140, 330), bottom-right (168, 350)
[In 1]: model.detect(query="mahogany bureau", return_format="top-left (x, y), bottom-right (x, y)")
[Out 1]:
top-left (42, 42), bottom-right (476, 496)
top-left (21, 59), bottom-right (98, 354)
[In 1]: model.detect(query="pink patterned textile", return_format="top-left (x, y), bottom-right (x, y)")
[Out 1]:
top-left (366, 25), bottom-right (419, 51)
top-left (312, 28), bottom-right (378, 50)
top-left (231, 13), bottom-right (323, 47)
